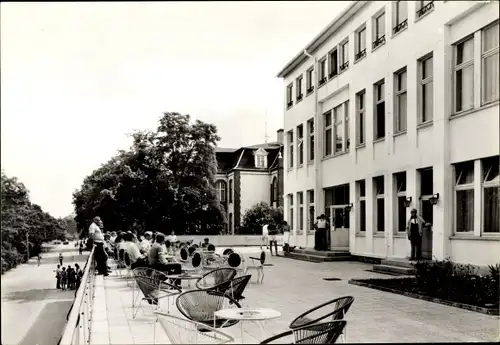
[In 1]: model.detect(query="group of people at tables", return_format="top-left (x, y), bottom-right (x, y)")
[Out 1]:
top-left (106, 230), bottom-right (216, 285)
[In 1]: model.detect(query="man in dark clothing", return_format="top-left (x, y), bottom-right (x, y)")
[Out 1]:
top-left (406, 208), bottom-right (429, 261)
top-left (148, 233), bottom-right (182, 287)
top-left (59, 253), bottom-right (63, 266)
top-left (268, 224), bottom-right (279, 256)
top-left (314, 215), bottom-right (329, 251)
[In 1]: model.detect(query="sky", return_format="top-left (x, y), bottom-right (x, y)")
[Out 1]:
top-left (1, 1), bottom-right (350, 218)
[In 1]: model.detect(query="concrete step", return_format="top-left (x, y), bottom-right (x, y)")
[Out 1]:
top-left (285, 252), bottom-right (353, 263)
top-left (293, 248), bottom-right (351, 257)
top-left (380, 258), bottom-right (415, 269)
top-left (373, 264), bottom-right (415, 275)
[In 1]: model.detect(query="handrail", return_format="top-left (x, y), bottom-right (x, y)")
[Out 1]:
top-left (59, 248), bottom-right (96, 345)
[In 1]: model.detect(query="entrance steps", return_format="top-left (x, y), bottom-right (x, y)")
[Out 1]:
top-left (284, 248), bottom-right (352, 263)
top-left (372, 258), bottom-right (415, 276)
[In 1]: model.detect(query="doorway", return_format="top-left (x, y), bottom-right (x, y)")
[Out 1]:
top-left (419, 168), bottom-right (434, 260)
top-left (324, 183), bottom-right (351, 250)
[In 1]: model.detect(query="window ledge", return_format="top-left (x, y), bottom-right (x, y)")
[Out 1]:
top-left (306, 90), bottom-right (314, 97)
top-left (449, 235), bottom-right (500, 241)
top-left (296, 98), bottom-right (303, 105)
top-left (391, 26), bottom-right (408, 39)
top-left (417, 121), bottom-right (433, 130)
top-left (329, 73), bottom-right (338, 81)
top-left (354, 55), bottom-right (366, 64)
top-left (287, 167), bottom-right (294, 172)
top-left (286, 104), bottom-right (293, 111)
top-left (373, 138), bottom-right (385, 144)
top-left (356, 143), bottom-right (366, 150)
top-left (450, 101), bottom-right (499, 120)
top-left (297, 164), bottom-right (304, 169)
top-left (322, 150), bottom-right (349, 162)
top-left (373, 233), bottom-right (385, 238)
top-left (371, 42), bottom-right (385, 53)
top-left (393, 233), bottom-right (407, 238)
top-left (307, 160), bottom-right (314, 166)
top-left (393, 130), bottom-right (407, 138)
top-left (356, 232), bottom-right (366, 237)
top-left (414, 8), bottom-right (434, 23)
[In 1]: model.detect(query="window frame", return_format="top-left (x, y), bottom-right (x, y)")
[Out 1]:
top-left (328, 48), bottom-right (338, 79)
top-left (286, 83), bottom-right (294, 109)
top-left (308, 190), bottom-right (315, 231)
top-left (453, 36), bottom-right (475, 115)
top-left (394, 172), bottom-right (407, 232)
top-left (482, 156), bottom-right (500, 234)
top-left (374, 79), bottom-right (386, 140)
top-left (229, 179), bottom-right (233, 203)
top-left (339, 39), bottom-right (349, 71)
top-left (298, 191), bottom-right (304, 231)
top-left (307, 118), bottom-right (315, 162)
top-left (355, 26), bottom-right (367, 61)
top-left (288, 130), bottom-right (294, 168)
top-left (374, 176), bottom-right (385, 232)
top-left (296, 75), bottom-right (304, 102)
top-left (481, 21), bottom-right (500, 106)
top-left (357, 180), bottom-right (366, 232)
top-left (306, 66), bottom-right (315, 94)
top-left (373, 10), bottom-right (386, 50)
top-left (297, 124), bottom-right (304, 165)
top-left (454, 162), bottom-right (475, 233)
top-left (288, 194), bottom-right (294, 230)
top-left (418, 53), bottom-right (434, 124)
top-left (216, 180), bottom-right (227, 203)
top-left (356, 90), bottom-right (366, 146)
top-left (394, 67), bottom-right (408, 133)
top-left (324, 110), bottom-right (333, 157)
top-left (393, 0), bottom-right (408, 34)
top-left (333, 104), bottom-right (345, 154)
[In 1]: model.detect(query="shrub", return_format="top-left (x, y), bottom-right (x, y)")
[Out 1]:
top-left (241, 203), bottom-right (283, 234)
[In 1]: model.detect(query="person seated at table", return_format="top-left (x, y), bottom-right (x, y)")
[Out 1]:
top-left (123, 232), bottom-right (148, 269)
top-left (139, 231), bottom-right (152, 255)
top-left (167, 231), bottom-right (178, 247)
top-left (201, 237), bottom-right (211, 248)
top-left (148, 233), bottom-right (182, 286)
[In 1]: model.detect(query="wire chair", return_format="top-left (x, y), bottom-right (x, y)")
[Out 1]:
top-left (176, 290), bottom-right (241, 329)
top-left (132, 267), bottom-right (182, 319)
top-left (154, 312), bottom-right (234, 344)
top-left (245, 250), bottom-right (266, 283)
top-left (260, 321), bottom-right (347, 344)
top-left (195, 268), bottom-right (237, 290)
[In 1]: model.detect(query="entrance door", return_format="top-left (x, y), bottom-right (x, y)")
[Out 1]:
top-left (325, 205), bottom-right (350, 250)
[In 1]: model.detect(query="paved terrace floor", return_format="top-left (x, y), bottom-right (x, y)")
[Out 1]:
top-left (90, 250), bottom-right (500, 344)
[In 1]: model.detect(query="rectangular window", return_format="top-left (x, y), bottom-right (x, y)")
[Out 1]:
top-left (482, 156), bottom-right (499, 233)
top-left (355, 27), bottom-right (366, 60)
top-left (296, 75), bottom-right (303, 101)
top-left (288, 194), bottom-right (294, 230)
top-left (298, 192), bottom-right (304, 231)
top-left (395, 1), bottom-right (408, 26)
top-left (482, 21), bottom-right (499, 105)
top-left (318, 57), bottom-right (327, 86)
top-left (419, 54), bottom-right (433, 123)
top-left (357, 180), bottom-right (366, 232)
top-left (288, 130), bottom-right (294, 168)
top-left (229, 179), bottom-right (233, 203)
top-left (340, 40), bottom-right (349, 71)
top-left (395, 172), bottom-right (407, 232)
top-left (307, 119), bottom-right (315, 161)
top-left (345, 101), bottom-right (350, 151)
top-left (297, 124), bottom-right (304, 165)
top-left (324, 111), bottom-right (333, 157)
top-left (373, 11), bottom-right (386, 49)
top-left (286, 84), bottom-right (293, 108)
top-left (374, 176), bottom-right (385, 232)
top-left (395, 68), bottom-right (407, 132)
top-left (328, 48), bottom-right (338, 78)
top-left (374, 80), bottom-right (385, 140)
top-left (416, 0), bottom-right (434, 18)
top-left (454, 37), bottom-right (474, 113)
top-left (356, 90), bottom-right (366, 145)
top-left (306, 66), bottom-right (314, 93)
top-left (308, 190), bottom-right (315, 231)
top-left (455, 162), bottom-right (474, 232)
top-left (333, 105), bottom-right (344, 154)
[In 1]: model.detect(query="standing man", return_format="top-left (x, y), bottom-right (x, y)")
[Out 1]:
top-left (89, 216), bottom-right (109, 276)
top-left (314, 214), bottom-right (329, 251)
top-left (59, 253), bottom-right (63, 266)
top-left (268, 224), bottom-right (279, 256)
top-left (406, 208), bottom-right (429, 261)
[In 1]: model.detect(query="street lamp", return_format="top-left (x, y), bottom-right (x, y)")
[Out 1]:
top-left (429, 193), bottom-right (440, 205)
top-left (404, 196), bottom-right (413, 208)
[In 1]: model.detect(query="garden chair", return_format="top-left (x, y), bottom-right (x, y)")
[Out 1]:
top-left (195, 268), bottom-right (237, 290)
top-left (132, 267), bottom-right (182, 319)
top-left (123, 252), bottom-right (135, 287)
top-left (222, 248), bottom-right (234, 256)
top-left (289, 296), bottom-right (354, 343)
top-left (188, 246), bottom-right (197, 256)
top-left (179, 247), bottom-right (189, 262)
top-left (260, 321), bottom-right (347, 344)
top-left (227, 251), bottom-right (246, 275)
top-left (222, 274), bottom-right (251, 306)
top-left (154, 312), bottom-right (234, 344)
top-left (245, 250), bottom-right (266, 283)
top-left (176, 290), bottom-right (242, 329)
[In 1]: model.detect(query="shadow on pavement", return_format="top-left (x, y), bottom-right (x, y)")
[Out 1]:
top-left (19, 300), bottom-right (73, 345)
top-left (3, 288), bottom-right (75, 303)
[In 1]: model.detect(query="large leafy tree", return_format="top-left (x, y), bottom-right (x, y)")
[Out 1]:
top-left (73, 112), bottom-right (226, 237)
top-left (1, 170), bottom-right (66, 274)
top-left (241, 202), bottom-right (284, 235)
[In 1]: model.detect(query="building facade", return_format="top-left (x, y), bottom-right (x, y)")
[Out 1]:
top-left (277, 1), bottom-right (499, 266)
top-left (215, 130), bottom-right (284, 233)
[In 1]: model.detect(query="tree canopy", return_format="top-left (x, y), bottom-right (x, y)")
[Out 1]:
top-left (73, 112), bottom-right (227, 237)
top-left (241, 202), bottom-right (283, 234)
top-left (1, 170), bottom-right (67, 274)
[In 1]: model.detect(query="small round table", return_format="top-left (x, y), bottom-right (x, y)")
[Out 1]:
top-left (214, 308), bottom-right (281, 343)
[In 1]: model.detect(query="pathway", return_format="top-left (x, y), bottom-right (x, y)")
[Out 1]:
top-left (1, 243), bottom-right (89, 345)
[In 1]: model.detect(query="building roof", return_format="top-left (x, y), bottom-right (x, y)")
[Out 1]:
top-left (216, 142), bottom-right (283, 173)
top-left (215, 147), bottom-right (238, 153)
top-left (276, 1), bottom-right (366, 79)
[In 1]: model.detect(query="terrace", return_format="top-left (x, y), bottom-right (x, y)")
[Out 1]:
top-left (61, 247), bottom-right (499, 344)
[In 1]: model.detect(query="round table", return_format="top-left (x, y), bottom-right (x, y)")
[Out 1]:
top-left (165, 273), bottom-right (202, 288)
top-left (214, 308), bottom-right (281, 343)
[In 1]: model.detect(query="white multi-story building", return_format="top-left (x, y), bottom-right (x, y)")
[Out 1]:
top-left (277, 0), bottom-right (499, 266)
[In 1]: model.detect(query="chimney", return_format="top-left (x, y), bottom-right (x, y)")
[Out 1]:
top-left (277, 129), bottom-right (284, 145)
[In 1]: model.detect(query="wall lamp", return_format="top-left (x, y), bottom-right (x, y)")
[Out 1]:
top-left (344, 203), bottom-right (354, 212)
top-left (429, 193), bottom-right (440, 205)
top-left (404, 196), bottom-right (412, 208)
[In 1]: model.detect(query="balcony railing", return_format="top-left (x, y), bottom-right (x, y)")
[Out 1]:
top-left (328, 71), bottom-right (338, 79)
top-left (339, 61), bottom-right (349, 71)
top-left (416, 1), bottom-right (434, 18)
top-left (372, 35), bottom-right (386, 49)
top-left (306, 86), bottom-right (314, 94)
top-left (59, 248), bottom-right (96, 345)
top-left (287, 101), bottom-right (293, 108)
top-left (318, 77), bottom-right (327, 87)
top-left (296, 94), bottom-right (303, 102)
top-left (355, 49), bottom-right (366, 61)
top-left (393, 19), bottom-right (408, 34)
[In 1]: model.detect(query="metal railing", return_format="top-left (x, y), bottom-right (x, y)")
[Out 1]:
top-left (59, 248), bottom-right (96, 345)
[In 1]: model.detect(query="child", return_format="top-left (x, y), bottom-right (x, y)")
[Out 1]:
top-left (60, 267), bottom-right (67, 290)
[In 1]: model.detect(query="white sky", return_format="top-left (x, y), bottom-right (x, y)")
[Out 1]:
top-left (1, 1), bottom-right (350, 218)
